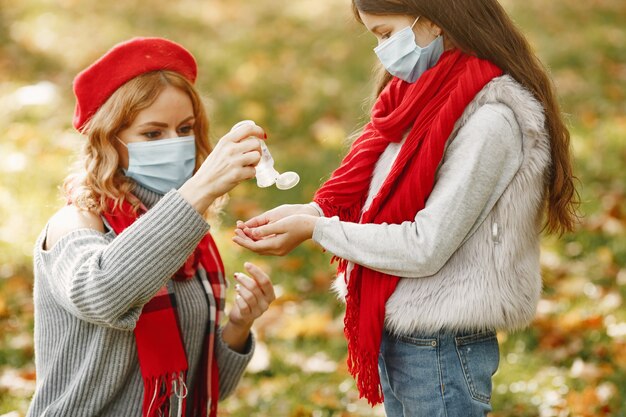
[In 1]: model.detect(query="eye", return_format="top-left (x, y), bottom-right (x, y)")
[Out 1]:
top-left (178, 124), bottom-right (194, 135)
top-left (142, 130), bottom-right (162, 139)
top-left (381, 32), bottom-right (391, 40)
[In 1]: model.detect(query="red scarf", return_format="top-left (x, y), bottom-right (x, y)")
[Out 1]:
top-left (102, 196), bottom-right (226, 417)
top-left (313, 50), bottom-right (502, 405)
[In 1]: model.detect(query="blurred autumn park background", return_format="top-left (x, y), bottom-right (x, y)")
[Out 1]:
top-left (0, 0), bottom-right (624, 415)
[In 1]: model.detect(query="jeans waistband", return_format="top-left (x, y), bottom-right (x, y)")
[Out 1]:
top-left (386, 328), bottom-right (497, 343)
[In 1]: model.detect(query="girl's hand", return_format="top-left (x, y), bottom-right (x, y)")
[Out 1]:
top-left (233, 214), bottom-right (318, 256)
top-left (222, 262), bottom-right (276, 352)
top-left (236, 204), bottom-right (320, 242)
top-left (179, 123), bottom-right (265, 213)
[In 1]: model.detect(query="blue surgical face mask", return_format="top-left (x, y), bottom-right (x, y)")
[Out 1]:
top-left (374, 16), bottom-right (445, 83)
top-left (119, 135), bottom-right (196, 194)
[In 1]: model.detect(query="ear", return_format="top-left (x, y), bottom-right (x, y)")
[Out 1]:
top-left (424, 20), bottom-right (443, 37)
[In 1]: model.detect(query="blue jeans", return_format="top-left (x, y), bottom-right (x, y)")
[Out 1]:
top-left (378, 329), bottom-right (499, 417)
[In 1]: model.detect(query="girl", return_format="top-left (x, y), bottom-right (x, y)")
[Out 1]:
top-left (29, 37), bottom-right (275, 417)
top-left (233, 0), bottom-right (578, 416)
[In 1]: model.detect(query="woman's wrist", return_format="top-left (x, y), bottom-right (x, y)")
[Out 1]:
top-left (179, 177), bottom-right (217, 214)
top-left (222, 320), bottom-right (252, 353)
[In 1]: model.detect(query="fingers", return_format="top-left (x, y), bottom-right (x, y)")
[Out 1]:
top-left (232, 264), bottom-right (275, 318)
top-left (234, 292), bottom-right (251, 315)
top-left (232, 232), bottom-right (265, 252)
top-left (235, 222), bottom-right (264, 245)
top-left (249, 222), bottom-right (284, 240)
top-left (234, 226), bottom-right (259, 242)
top-left (241, 214), bottom-right (272, 230)
top-left (241, 205), bottom-right (299, 228)
top-left (232, 233), bottom-right (286, 256)
top-left (243, 262), bottom-right (275, 300)
top-left (234, 137), bottom-right (263, 154)
top-left (227, 166), bottom-right (256, 185)
top-left (233, 231), bottom-right (268, 252)
top-left (234, 273), bottom-right (262, 312)
top-left (238, 150), bottom-right (262, 167)
top-left (222, 123), bottom-right (266, 144)
top-left (223, 137), bottom-right (261, 169)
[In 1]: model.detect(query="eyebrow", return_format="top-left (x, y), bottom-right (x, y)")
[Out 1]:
top-left (137, 115), bottom-right (195, 128)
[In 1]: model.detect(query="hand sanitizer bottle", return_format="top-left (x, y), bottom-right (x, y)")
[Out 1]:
top-left (231, 120), bottom-right (300, 190)
top-left (255, 140), bottom-right (280, 188)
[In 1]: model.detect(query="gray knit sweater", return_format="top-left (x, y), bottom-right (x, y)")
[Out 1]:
top-left (27, 186), bottom-right (254, 417)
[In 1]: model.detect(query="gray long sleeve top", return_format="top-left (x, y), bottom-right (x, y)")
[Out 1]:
top-left (312, 103), bottom-right (523, 278)
top-left (27, 186), bottom-right (253, 417)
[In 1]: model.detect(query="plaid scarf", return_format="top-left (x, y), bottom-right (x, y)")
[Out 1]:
top-left (103, 195), bottom-right (226, 417)
top-left (314, 50), bottom-right (502, 405)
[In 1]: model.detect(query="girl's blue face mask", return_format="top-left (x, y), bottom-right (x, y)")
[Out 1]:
top-left (374, 16), bottom-right (445, 83)
top-left (119, 135), bottom-right (196, 194)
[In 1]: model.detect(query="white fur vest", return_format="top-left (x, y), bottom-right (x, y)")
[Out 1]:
top-left (379, 75), bottom-right (551, 335)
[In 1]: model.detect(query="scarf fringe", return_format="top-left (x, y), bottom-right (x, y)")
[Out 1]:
top-left (191, 355), bottom-right (219, 417)
top-left (344, 284), bottom-right (384, 406)
top-left (314, 197), bottom-right (366, 225)
top-left (191, 391), bottom-right (216, 417)
top-left (346, 346), bottom-right (384, 406)
top-left (193, 388), bottom-right (207, 417)
top-left (341, 249), bottom-right (384, 405)
top-left (143, 373), bottom-right (187, 417)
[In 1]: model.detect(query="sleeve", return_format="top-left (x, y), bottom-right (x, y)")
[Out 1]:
top-left (312, 103), bottom-right (524, 278)
top-left (308, 202), bottom-right (325, 217)
top-left (215, 327), bottom-right (255, 400)
top-left (38, 190), bottom-right (210, 330)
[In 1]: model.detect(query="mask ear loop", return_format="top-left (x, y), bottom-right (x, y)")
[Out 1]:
top-left (411, 16), bottom-right (442, 41)
top-left (115, 136), bottom-right (131, 175)
top-left (411, 16), bottom-right (421, 29)
top-left (115, 136), bottom-right (129, 148)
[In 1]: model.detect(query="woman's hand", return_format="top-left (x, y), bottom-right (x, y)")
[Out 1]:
top-left (222, 262), bottom-right (276, 352)
top-left (179, 123), bottom-right (265, 213)
top-left (232, 214), bottom-right (318, 256)
top-left (236, 204), bottom-right (320, 241)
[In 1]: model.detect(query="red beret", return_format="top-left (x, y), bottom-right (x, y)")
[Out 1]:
top-left (72, 37), bottom-right (197, 131)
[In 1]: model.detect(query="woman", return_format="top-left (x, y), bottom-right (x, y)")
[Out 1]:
top-left (29, 37), bottom-right (275, 417)
top-left (234, 0), bottom-right (578, 416)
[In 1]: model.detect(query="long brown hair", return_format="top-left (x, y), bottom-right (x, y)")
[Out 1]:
top-left (352, 0), bottom-right (579, 235)
top-left (64, 70), bottom-right (217, 217)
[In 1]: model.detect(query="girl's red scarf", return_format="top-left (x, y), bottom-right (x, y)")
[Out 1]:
top-left (102, 197), bottom-right (225, 417)
top-left (313, 50), bottom-right (502, 405)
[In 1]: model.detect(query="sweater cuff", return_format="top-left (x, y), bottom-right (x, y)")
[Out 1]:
top-left (215, 326), bottom-right (255, 399)
top-left (312, 215), bottom-right (339, 246)
top-left (163, 190), bottom-right (211, 236)
top-left (309, 202), bottom-right (325, 217)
